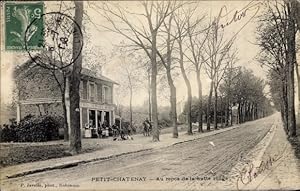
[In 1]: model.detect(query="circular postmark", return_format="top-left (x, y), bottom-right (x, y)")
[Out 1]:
top-left (24, 12), bottom-right (83, 70)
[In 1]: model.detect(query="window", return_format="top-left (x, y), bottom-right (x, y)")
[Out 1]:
top-left (89, 82), bottom-right (96, 102)
top-left (103, 86), bottom-right (111, 104)
top-left (79, 81), bottom-right (83, 99)
top-left (97, 84), bottom-right (102, 102)
top-left (80, 80), bottom-right (88, 100)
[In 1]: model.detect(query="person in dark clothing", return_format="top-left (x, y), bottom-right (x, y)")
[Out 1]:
top-left (97, 125), bottom-right (102, 138)
top-left (112, 124), bottom-right (119, 137)
top-left (143, 118), bottom-right (151, 136)
top-left (120, 126), bottom-right (126, 140)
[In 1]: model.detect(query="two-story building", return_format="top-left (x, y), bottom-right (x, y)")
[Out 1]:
top-left (15, 58), bottom-right (117, 138)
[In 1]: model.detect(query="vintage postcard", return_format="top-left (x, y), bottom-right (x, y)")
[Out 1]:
top-left (0, 0), bottom-right (300, 191)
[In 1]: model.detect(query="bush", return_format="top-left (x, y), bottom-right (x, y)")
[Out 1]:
top-left (158, 118), bottom-right (172, 127)
top-left (0, 115), bottom-right (62, 142)
top-left (0, 120), bottom-right (18, 142)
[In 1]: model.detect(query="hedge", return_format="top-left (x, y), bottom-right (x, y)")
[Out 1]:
top-left (0, 115), bottom-right (63, 142)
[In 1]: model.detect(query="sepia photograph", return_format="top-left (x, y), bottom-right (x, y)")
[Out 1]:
top-left (0, 0), bottom-right (300, 190)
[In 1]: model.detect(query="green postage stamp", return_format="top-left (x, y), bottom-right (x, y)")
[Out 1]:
top-left (5, 2), bottom-right (44, 50)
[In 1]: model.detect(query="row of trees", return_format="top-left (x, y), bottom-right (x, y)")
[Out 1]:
top-left (14, 0), bottom-right (297, 154)
top-left (86, 1), bottom-right (274, 141)
top-left (67, 0), bottom-right (299, 153)
top-left (181, 67), bottom-right (273, 127)
top-left (257, 0), bottom-right (300, 138)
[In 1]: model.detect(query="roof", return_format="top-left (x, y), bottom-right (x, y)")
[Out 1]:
top-left (16, 56), bottom-right (118, 85)
top-left (81, 68), bottom-right (118, 85)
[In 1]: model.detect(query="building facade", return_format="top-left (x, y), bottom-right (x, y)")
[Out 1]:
top-left (15, 61), bottom-right (117, 137)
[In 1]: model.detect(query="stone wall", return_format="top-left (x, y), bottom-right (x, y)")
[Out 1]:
top-left (17, 68), bottom-right (62, 101)
top-left (20, 102), bottom-right (63, 119)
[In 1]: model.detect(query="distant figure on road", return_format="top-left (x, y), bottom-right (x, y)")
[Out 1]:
top-left (143, 118), bottom-right (152, 136)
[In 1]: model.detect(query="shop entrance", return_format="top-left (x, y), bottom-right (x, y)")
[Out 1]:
top-left (97, 111), bottom-right (102, 128)
top-left (89, 110), bottom-right (96, 128)
top-left (104, 111), bottom-right (110, 126)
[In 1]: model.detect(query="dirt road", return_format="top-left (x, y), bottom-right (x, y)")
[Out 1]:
top-left (1, 115), bottom-right (276, 191)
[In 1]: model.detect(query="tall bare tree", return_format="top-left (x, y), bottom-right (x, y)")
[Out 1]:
top-left (219, 60), bottom-right (240, 127)
top-left (174, 9), bottom-right (194, 135)
top-left (212, 49), bottom-right (235, 128)
top-left (203, 17), bottom-right (234, 130)
top-left (95, 1), bottom-right (181, 141)
top-left (286, 0), bottom-right (297, 137)
top-left (257, 5), bottom-right (289, 131)
top-left (69, 1), bottom-right (83, 154)
top-left (185, 15), bottom-right (208, 132)
top-left (156, 12), bottom-right (179, 138)
top-left (117, 50), bottom-right (143, 131)
top-left (257, 1), bottom-right (297, 137)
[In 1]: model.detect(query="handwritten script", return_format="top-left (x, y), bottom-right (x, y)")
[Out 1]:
top-left (216, 0), bottom-right (267, 30)
top-left (235, 153), bottom-right (283, 190)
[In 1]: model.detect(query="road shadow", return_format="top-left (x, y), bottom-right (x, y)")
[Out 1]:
top-left (288, 126), bottom-right (300, 173)
top-left (288, 127), bottom-right (300, 159)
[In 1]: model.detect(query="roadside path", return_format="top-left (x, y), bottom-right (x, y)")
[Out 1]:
top-left (240, 116), bottom-right (300, 190)
top-left (1, 114), bottom-right (282, 191)
top-left (0, 122), bottom-right (237, 180)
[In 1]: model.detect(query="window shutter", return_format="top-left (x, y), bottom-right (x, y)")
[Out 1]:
top-left (97, 84), bottom-right (102, 102)
top-left (95, 84), bottom-right (97, 102)
top-left (102, 86), bottom-right (106, 103)
top-left (82, 80), bottom-right (88, 100)
top-left (87, 81), bottom-right (89, 100)
top-left (108, 87), bottom-right (112, 103)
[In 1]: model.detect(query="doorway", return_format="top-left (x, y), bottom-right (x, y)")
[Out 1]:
top-left (104, 111), bottom-right (110, 126)
top-left (88, 110), bottom-right (96, 128)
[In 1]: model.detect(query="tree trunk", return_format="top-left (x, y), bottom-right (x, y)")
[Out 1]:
top-left (230, 106), bottom-right (233, 126)
top-left (251, 103), bottom-right (255, 121)
top-left (62, 75), bottom-right (69, 141)
top-left (165, 19), bottom-right (178, 138)
top-left (166, 70), bottom-right (178, 138)
top-left (244, 102), bottom-right (248, 121)
top-left (241, 103), bottom-right (245, 123)
top-left (53, 71), bottom-right (69, 141)
top-left (220, 96), bottom-right (224, 128)
top-left (225, 97), bottom-right (229, 127)
top-left (237, 103), bottom-right (240, 124)
top-left (242, 103), bottom-right (246, 122)
top-left (196, 69), bottom-right (203, 132)
top-left (213, 86), bottom-right (218, 129)
top-left (246, 102), bottom-right (250, 121)
top-left (207, 80), bottom-right (213, 131)
top-left (179, 40), bottom-right (192, 135)
top-left (129, 85), bottom-right (133, 130)
top-left (287, 3), bottom-right (296, 137)
top-left (281, 76), bottom-right (289, 133)
top-left (292, 0), bottom-right (300, 32)
top-left (295, 59), bottom-right (300, 127)
top-left (69, 1), bottom-right (83, 154)
top-left (62, 91), bottom-right (69, 141)
top-left (148, 71), bottom-right (152, 121)
top-left (151, 30), bottom-right (159, 142)
top-left (296, 62), bottom-right (300, 127)
top-left (287, 49), bottom-right (296, 137)
top-left (238, 102), bottom-right (243, 124)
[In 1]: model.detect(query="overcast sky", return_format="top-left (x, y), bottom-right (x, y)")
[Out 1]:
top-left (0, 1), bottom-right (276, 107)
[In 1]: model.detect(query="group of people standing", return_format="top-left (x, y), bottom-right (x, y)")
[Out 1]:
top-left (97, 120), bottom-right (110, 138)
top-left (111, 122), bottom-right (134, 140)
top-left (88, 118), bottom-right (152, 139)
